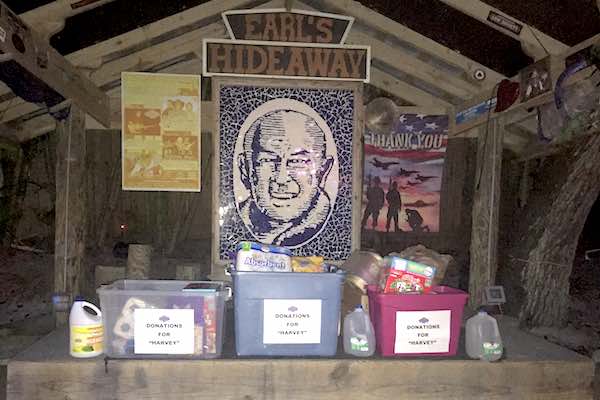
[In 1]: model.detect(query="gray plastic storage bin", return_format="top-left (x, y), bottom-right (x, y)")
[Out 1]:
top-left (231, 270), bottom-right (345, 356)
top-left (97, 280), bottom-right (227, 359)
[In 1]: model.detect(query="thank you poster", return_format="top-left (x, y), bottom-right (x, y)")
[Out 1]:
top-left (362, 113), bottom-right (448, 233)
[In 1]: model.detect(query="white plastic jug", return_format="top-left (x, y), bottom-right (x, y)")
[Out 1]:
top-left (69, 296), bottom-right (104, 358)
top-left (343, 305), bottom-right (376, 357)
top-left (465, 310), bottom-right (503, 361)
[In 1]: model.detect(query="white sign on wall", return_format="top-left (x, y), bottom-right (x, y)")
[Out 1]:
top-left (134, 308), bottom-right (195, 354)
top-left (394, 310), bottom-right (451, 354)
top-left (263, 299), bottom-right (322, 344)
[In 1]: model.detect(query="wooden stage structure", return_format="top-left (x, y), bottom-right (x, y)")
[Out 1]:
top-left (6, 316), bottom-right (595, 400)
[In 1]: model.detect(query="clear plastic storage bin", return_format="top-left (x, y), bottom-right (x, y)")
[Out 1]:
top-left (97, 280), bottom-right (228, 359)
top-left (231, 270), bottom-right (345, 356)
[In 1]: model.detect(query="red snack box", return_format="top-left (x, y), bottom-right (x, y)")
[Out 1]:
top-left (382, 257), bottom-right (436, 294)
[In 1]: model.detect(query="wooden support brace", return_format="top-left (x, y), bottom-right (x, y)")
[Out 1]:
top-left (21, 0), bottom-right (118, 39)
top-left (438, 0), bottom-right (568, 59)
top-left (0, 1), bottom-right (110, 126)
top-left (54, 104), bottom-right (87, 326)
top-left (469, 118), bottom-right (503, 308)
top-left (455, 34), bottom-right (600, 135)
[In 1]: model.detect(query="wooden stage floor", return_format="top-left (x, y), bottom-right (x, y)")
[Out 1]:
top-left (6, 316), bottom-right (594, 399)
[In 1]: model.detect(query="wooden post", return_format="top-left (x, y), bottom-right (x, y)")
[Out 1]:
top-left (1, 145), bottom-right (23, 246)
top-left (469, 118), bottom-right (503, 308)
top-left (54, 104), bottom-right (87, 326)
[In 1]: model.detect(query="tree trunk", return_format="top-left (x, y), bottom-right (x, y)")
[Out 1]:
top-left (520, 133), bottom-right (600, 327)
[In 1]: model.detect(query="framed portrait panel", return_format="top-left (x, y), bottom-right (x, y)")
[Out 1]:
top-left (212, 77), bottom-right (362, 270)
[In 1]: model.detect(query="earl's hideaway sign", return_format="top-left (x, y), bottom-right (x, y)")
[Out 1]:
top-left (203, 9), bottom-right (370, 82)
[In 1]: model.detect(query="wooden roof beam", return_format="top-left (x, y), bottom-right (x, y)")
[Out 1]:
top-left (0, 0), bottom-right (263, 130)
top-left (0, 123), bottom-right (21, 143)
top-left (335, 27), bottom-right (479, 100)
top-left (0, 1), bottom-right (110, 127)
top-left (1, 63), bottom-right (449, 143)
top-left (369, 68), bottom-right (453, 109)
top-left (311, 0), bottom-right (505, 89)
top-left (1, 0), bottom-right (458, 133)
top-left (455, 33), bottom-right (600, 135)
top-left (438, 0), bottom-right (568, 60)
top-left (293, 0), bottom-right (480, 101)
top-left (0, 51), bottom-right (211, 139)
top-left (21, 0), bottom-right (118, 39)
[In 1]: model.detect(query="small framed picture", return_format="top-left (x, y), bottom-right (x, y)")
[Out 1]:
top-left (485, 286), bottom-right (506, 305)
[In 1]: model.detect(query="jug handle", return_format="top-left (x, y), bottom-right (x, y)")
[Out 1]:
top-left (81, 301), bottom-right (102, 317)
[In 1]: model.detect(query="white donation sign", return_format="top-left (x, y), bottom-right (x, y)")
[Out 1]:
top-left (134, 308), bottom-right (195, 354)
top-left (394, 310), bottom-right (451, 353)
top-left (263, 299), bottom-right (322, 344)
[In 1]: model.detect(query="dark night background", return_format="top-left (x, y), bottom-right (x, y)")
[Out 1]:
top-left (3, 0), bottom-right (599, 76)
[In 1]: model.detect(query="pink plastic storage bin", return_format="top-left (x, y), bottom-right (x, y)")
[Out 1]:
top-left (367, 285), bottom-right (468, 357)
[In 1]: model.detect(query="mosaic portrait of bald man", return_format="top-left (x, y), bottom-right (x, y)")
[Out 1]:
top-left (234, 99), bottom-right (339, 248)
top-left (217, 84), bottom-right (356, 260)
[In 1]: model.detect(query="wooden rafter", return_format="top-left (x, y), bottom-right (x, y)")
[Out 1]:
top-left (294, 0), bottom-right (482, 101)
top-left (455, 33), bottom-right (600, 135)
top-left (21, 0), bottom-right (118, 38)
top-left (0, 1), bottom-right (110, 127)
top-left (369, 68), bottom-right (453, 108)
top-left (0, 0), bottom-right (261, 141)
top-left (0, 0), bottom-right (468, 141)
top-left (0, 56), bottom-right (216, 141)
top-left (340, 29), bottom-right (475, 101)
top-left (309, 0), bottom-right (506, 86)
top-left (438, 0), bottom-right (568, 60)
top-left (0, 0), bottom-right (562, 153)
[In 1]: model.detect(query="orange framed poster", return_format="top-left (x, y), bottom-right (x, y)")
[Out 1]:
top-left (121, 72), bottom-right (201, 191)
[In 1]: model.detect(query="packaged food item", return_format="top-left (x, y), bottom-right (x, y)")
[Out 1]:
top-left (203, 296), bottom-right (217, 354)
top-left (235, 241), bottom-right (292, 272)
top-left (380, 256), bottom-right (436, 294)
top-left (291, 256), bottom-right (324, 272)
top-left (169, 296), bottom-right (205, 355)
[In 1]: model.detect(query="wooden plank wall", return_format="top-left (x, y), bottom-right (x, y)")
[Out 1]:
top-left (84, 130), bottom-right (213, 258)
top-left (13, 127), bottom-right (476, 290)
